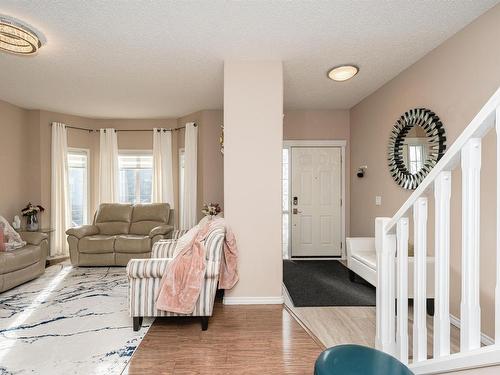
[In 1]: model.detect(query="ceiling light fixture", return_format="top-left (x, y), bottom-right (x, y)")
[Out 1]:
top-left (327, 65), bottom-right (359, 82)
top-left (0, 17), bottom-right (42, 55)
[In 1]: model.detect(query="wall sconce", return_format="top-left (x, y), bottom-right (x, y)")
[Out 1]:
top-left (357, 165), bottom-right (367, 178)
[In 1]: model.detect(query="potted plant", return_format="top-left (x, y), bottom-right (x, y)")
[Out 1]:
top-left (201, 203), bottom-right (221, 219)
top-left (21, 202), bottom-right (45, 231)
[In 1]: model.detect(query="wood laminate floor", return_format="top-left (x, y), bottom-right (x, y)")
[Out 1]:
top-left (127, 302), bottom-right (323, 374)
top-left (284, 286), bottom-right (461, 359)
top-left (283, 285), bottom-right (376, 348)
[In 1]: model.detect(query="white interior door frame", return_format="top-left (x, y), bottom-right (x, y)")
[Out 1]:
top-left (283, 140), bottom-right (347, 259)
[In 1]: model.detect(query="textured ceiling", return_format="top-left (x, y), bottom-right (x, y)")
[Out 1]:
top-left (0, 0), bottom-right (498, 118)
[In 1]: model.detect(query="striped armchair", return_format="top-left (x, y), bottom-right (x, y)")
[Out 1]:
top-left (126, 227), bottom-right (225, 331)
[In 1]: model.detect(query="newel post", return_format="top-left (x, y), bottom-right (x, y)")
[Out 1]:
top-left (375, 217), bottom-right (397, 355)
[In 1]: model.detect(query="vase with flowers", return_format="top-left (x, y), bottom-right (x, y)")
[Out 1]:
top-left (201, 203), bottom-right (221, 220)
top-left (21, 202), bottom-right (45, 231)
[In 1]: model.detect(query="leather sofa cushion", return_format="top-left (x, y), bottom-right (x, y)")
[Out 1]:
top-left (78, 253), bottom-right (115, 266)
top-left (95, 203), bottom-right (133, 235)
top-left (0, 245), bottom-right (42, 274)
top-left (131, 203), bottom-right (170, 222)
top-left (130, 221), bottom-right (165, 235)
top-left (115, 235), bottom-right (151, 253)
top-left (96, 222), bottom-right (130, 235)
top-left (129, 203), bottom-right (170, 235)
top-left (79, 235), bottom-right (116, 254)
top-left (352, 251), bottom-right (376, 271)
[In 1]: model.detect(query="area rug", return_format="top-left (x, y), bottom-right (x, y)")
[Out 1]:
top-left (0, 262), bottom-right (152, 375)
top-left (283, 260), bottom-right (375, 307)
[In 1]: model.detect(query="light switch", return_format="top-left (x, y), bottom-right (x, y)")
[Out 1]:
top-left (375, 196), bottom-right (382, 206)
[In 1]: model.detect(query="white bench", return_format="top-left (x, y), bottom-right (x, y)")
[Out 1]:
top-left (346, 237), bottom-right (435, 314)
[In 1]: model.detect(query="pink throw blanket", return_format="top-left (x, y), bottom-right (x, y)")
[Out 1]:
top-left (155, 218), bottom-right (238, 314)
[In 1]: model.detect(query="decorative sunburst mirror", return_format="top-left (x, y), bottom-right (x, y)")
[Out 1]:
top-left (388, 108), bottom-right (446, 190)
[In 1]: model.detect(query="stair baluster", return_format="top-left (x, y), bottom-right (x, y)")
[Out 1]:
top-left (396, 217), bottom-right (409, 364)
top-left (413, 197), bottom-right (428, 362)
top-left (375, 217), bottom-right (397, 356)
top-left (460, 138), bottom-right (482, 352)
top-left (434, 171), bottom-right (451, 358)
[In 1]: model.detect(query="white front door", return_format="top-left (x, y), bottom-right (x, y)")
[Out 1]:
top-left (290, 147), bottom-right (342, 257)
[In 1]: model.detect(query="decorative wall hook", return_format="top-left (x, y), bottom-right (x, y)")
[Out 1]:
top-left (357, 165), bottom-right (367, 178)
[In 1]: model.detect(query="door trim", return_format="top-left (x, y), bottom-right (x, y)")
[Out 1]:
top-left (283, 140), bottom-right (347, 259)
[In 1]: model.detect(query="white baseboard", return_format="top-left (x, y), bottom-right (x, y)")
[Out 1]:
top-left (449, 314), bottom-right (494, 346)
top-left (223, 296), bottom-right (284, 305)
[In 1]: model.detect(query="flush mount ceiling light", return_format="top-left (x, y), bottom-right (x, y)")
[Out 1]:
top-left (327, 65), bottom-right (359, 82)
top-left (0, 17), bottom-right (42, 55)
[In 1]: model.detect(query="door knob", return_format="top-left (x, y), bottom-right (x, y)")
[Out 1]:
top-left (292, 208), bottom-right (302, 214)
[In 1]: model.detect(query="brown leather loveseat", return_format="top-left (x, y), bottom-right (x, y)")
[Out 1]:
top-left (66, 203), bottom-right (174, 266)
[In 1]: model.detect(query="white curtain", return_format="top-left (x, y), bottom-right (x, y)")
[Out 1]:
top-left (181, 123), bottom-right (198, 229)
top-left (152, 129), bottom-right (174, 207)
top-left (98, 128), bottom-right (119, 204)
top-left (50, 122), bottom-right (70, 256)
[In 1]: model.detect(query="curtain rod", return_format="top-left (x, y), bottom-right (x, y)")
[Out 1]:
top-left (64, 123), bottom-right (197, 133)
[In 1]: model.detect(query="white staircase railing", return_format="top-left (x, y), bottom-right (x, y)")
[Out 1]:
top-left (376, 87), bottom-right (500, 374)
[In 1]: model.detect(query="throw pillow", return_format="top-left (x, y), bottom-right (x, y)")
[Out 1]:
top-left (173, 225), bottom-right (199, 258)
top-left (0, 216), bottom-right (26, 251)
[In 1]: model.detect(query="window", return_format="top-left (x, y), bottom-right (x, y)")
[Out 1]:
top-left (282, 148), bottom-right (290, 259)
top-left (68, 149), bottom-right (89, 227)
top-left (118, 152), bottom-right (153, 204)
top-left (408, 144), bottom-right (424, 174)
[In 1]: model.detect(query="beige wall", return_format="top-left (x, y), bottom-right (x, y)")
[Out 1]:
top-left (350, 4), bottom-right (500, 338)
top-left (224, 61), bottom-right (283, 300)
top-left (284, 110), bottom-right (350, 141)
top-left (199, 110), bottom-right (224, 214)
top-left (0, 101), bottom-right (30, 221)
top-left (284, 110), bottom-right (351, 237)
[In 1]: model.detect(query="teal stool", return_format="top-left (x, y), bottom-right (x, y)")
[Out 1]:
top-left (314, 344), bottom-right (414, 375)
